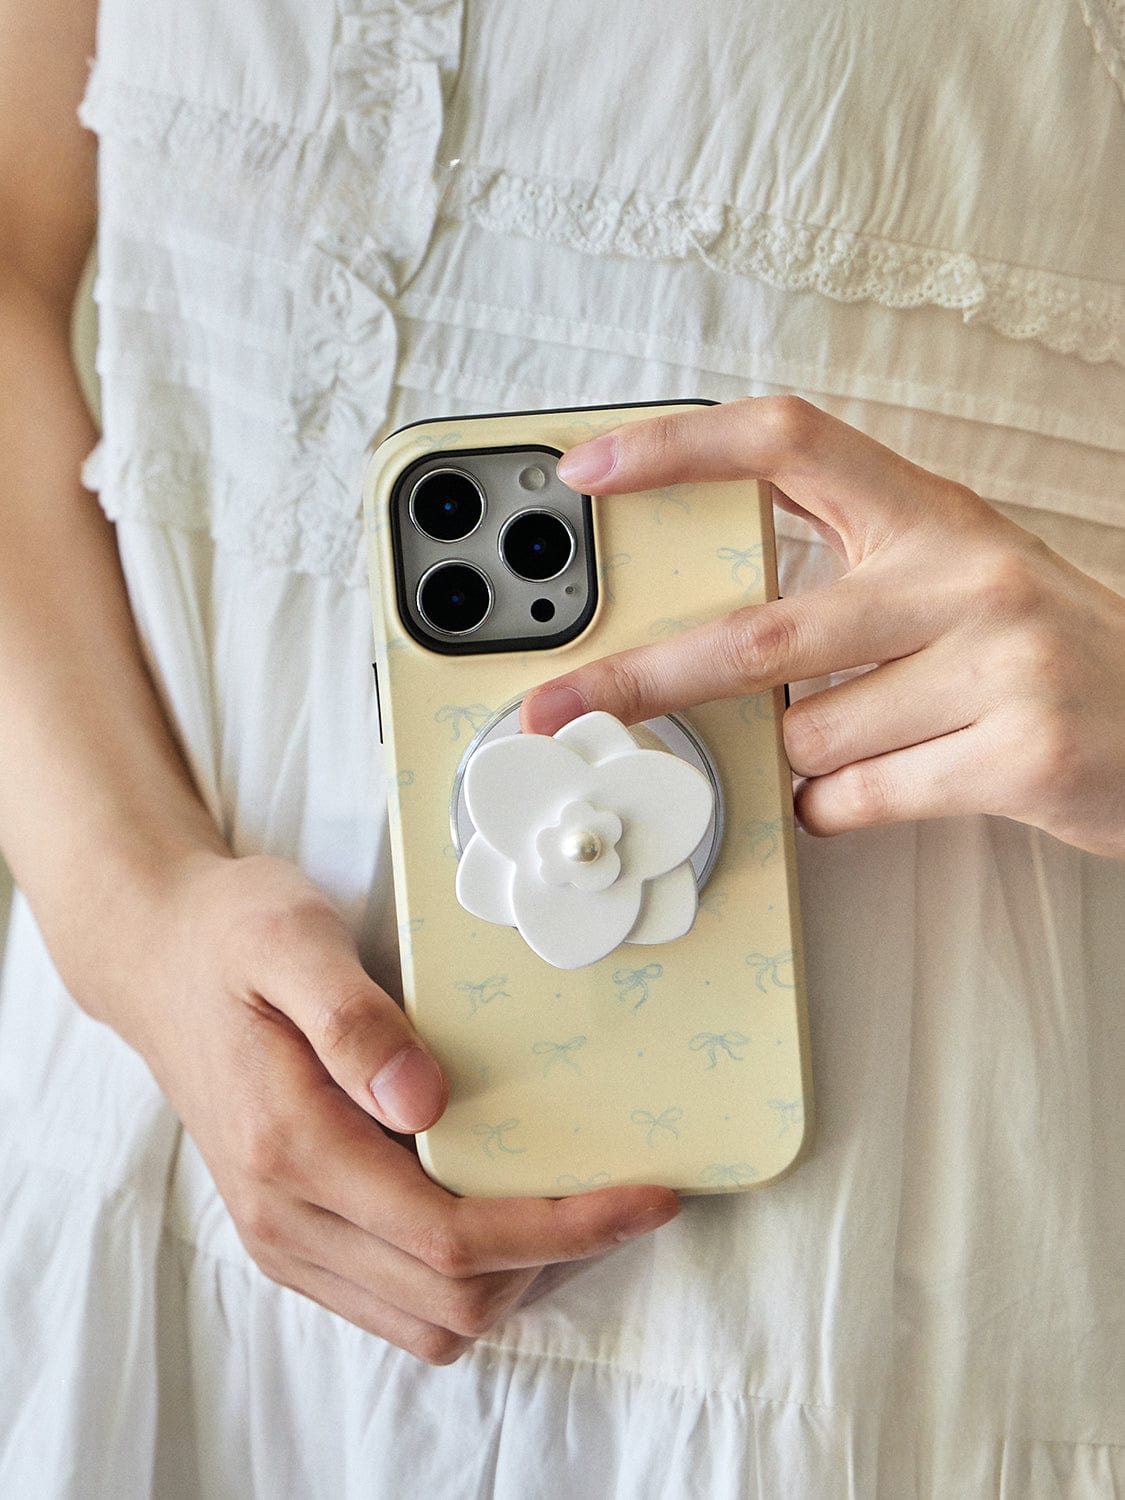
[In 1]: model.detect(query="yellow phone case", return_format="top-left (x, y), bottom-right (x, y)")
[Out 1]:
top-left (364, 404), bottom-right (812, 1196)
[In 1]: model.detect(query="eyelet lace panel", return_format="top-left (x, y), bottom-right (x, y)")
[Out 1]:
top-left (1077, 0), bottom-right (1125, 103)
top-left (444, 165), bottom-right (1124, 368)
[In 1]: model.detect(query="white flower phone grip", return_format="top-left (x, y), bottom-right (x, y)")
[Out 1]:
top-left (454, 710), bottom-right (719, 969)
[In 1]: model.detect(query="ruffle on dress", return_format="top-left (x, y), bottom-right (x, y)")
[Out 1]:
top-left (282, 0), bottom-right (465, 548)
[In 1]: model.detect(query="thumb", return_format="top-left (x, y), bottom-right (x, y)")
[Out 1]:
top-left (254, 894), bottom-right (447, 1135)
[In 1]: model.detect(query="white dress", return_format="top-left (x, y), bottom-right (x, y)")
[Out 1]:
top-left (2, 1), bottom-right (1125, 1494)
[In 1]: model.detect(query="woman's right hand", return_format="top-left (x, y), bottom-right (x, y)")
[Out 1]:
top-left (127, 850), bottom-right (680, 1365)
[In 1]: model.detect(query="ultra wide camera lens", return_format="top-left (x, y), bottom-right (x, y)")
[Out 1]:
top-left (499, 509), bottom-right (576, 582)
top-left (417, 561), bottom-right (493, 635)
top-left (409, 469), bottom-right (485, 543)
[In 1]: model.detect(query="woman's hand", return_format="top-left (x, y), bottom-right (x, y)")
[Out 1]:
top-left (0, 0), bottom-right (680, 1370)
top-left (129, 851), bottom-right (679, 1365)
top-left (521, 398), bottom-right (1125, 860)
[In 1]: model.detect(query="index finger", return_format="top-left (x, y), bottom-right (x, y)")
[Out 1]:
top-left (520, 574), bottom-right (934, 734)
top-left (556, 396), bottom-right (955, 564)
top-left (310, 1090), bottom-right (681, 1277)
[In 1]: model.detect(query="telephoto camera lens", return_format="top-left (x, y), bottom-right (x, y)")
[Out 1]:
top-left (417, 562), bottom-right (493, 635)
top-left (499, 509), bottom-right (576, 581)
top-left (409, 469), bottom-right (485, 542)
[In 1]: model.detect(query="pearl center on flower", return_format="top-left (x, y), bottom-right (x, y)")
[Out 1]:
top-left (561, 829), bottom-right (604, 865)
top-left (536, 799), bottom-right (624, 893)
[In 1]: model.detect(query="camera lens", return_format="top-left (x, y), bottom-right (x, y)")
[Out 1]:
top-left (417, 562), bottom-right (493, 635)
top-left (409, 469), bottom-right (485, 543)
top-left (499, 509), bottom-right (576, 582)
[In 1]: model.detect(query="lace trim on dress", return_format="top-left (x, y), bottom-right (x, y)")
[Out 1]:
top-left (444, 165), bottom-right (1125, 368)
top-left (1076, 0), bottom-right (1125, 103)
top-left (78, 72), bottom-right (331, 187)
top-left (82, 441), bottom-right (369, 585)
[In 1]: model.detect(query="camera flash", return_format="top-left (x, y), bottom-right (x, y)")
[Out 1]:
top-left (519, 465), bottom-right (548, 492)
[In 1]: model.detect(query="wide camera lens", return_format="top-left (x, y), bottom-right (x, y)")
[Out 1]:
top-left (409, 469), bottom-right (485, 542)
top-left (417, 562), bottom-right (492, 635)
top-left (499, 509), bottom-right (576, 581)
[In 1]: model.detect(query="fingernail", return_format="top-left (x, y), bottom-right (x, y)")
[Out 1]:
top-left (524, 684), bottom-right (586, 734)
top-left (556, 435), bottom-right (618, 489)
top-left (370, 1047), bottom-right (445, 1132)
top-left (614, 1202), bottom-right (680, 1242)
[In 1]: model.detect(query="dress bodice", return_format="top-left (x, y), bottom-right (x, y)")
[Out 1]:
top-left (78, 0), bottom-right (1124, 581)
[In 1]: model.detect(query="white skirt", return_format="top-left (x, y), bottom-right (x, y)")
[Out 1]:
top-left (2, 374), bottom-right (1125, 1499)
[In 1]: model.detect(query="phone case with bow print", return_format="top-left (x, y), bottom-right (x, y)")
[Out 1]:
top-left (364, 402), bottom-right (812, 1197)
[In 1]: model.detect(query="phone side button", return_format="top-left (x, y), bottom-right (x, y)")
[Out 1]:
top-left (372, 662), bottom-right (384, 744)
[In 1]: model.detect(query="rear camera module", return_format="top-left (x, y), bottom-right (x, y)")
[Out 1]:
top-left (409, 469), bottom-right (485, 543)
top-left (417, 561), bottom-right (493, 636)
top-left (499, 509), bottom-right (576, 582)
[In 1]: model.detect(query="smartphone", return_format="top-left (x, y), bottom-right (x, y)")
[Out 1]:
top-left (363, 402), bottom-right (812, 1196)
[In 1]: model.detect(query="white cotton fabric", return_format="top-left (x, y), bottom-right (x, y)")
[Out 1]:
top-left (2, 0), bottom-right (1125, 1495)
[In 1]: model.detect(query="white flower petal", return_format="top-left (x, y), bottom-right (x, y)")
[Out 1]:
top-left (511, 875), bottom-right (642, 969)
top-left (464, 734), bottom-right (590, 862)
top-left (455, 833), bottom-right (516, 925)
top-left (534, 823), bottom-right (568, 885)
top-left (586, 805), bottom-right (624, 846)
top-left (626, 861), bottom-right (699, 944)
top-left (591, 751), bottom-right (713, 882)
top-left (554, 711), bottom-right (641, 766)
top-left (565, 845), bottom-right (622, 892)
top-left (553, 799), bottom-right (623, 849)
top-left (455, 714), bottom-right (715, 967)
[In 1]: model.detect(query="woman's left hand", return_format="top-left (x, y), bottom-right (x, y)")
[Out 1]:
top-left (520, 397), bottom-right (1125, 860)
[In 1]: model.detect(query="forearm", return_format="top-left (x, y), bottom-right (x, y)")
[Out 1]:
top-left (0, 266), bottom-right (229, 1038)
